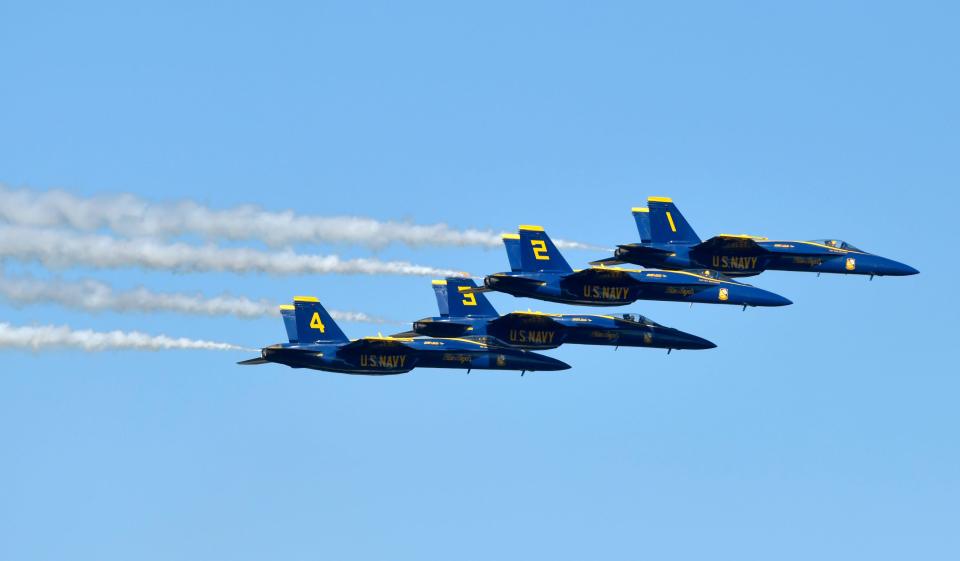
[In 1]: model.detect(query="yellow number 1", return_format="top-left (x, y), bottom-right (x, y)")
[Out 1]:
top-left (531, 239), bottom-right (550, 260)
top-left (310, 312), bottom-right (326, 332)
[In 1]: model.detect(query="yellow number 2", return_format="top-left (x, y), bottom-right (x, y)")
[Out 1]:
top-left (310, 311), bottom-right (326, 332)
top-left (531, 239), bottom-right (550, 260)
top-left (458, 287), bottom-right (477, 306)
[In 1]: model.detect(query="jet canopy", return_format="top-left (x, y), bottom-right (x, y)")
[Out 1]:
top-left (620, 313), bottom-right (661, 327)
top-left (690, 269), bottom-right (737, 281)
top-left (811, 239), bottom-right (863, 251)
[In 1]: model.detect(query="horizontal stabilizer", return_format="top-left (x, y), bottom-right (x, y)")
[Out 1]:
top-left (238, 357), bottom-right (269, 365)
top-left (617, 244), bottom-right (674, 256)
top-left (389, 330), bottom-right (420, 338)
top-left (487, 274), bottom-right (546, 287)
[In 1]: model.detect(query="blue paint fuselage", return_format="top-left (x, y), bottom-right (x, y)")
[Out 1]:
top-left (483, 268), bottom-right (791, 308)
top-left (614, 240), bottom-right (918, 278)
top-left (411, 311), bottom-right (716, 351)
top-left (254, 337), bottom-right (570, 375)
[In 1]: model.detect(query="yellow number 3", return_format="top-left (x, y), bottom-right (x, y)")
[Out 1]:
top-left (531, 239), bottom-right (550, 260)
top-left (310, 311), bottom-right (326, 332)
top-left (458, 287), bottom-right (477, 306)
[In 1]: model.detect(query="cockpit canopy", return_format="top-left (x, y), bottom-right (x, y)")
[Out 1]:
top-left (620, 313), bottom-right (661, 327)
top-left (811, 239), bottom-right (863, 252)
top-left (691, 269), bottom-right (736, 282)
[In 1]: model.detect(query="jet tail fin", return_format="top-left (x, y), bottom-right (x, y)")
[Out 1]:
top-left (444, 277), bottom-right (499, 318)
top-left (431, 280), bottom-right (451, 317)
top-left (517, 225), bottom-right (573, 273)
top-left (279, 305), bottom-right (299, 343)
top-left (647, 197), bottom-right (701, 244)
top-left (502, 234), bottom-right (523, 272)
top-left (632, 207), bottom-right (652, 243)
top-left (293, 296), bottom-right (349, 344)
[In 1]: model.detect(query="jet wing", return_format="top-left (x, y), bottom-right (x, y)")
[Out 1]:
top-left (490, 311), bottom-right (563, 330)
top-left (692, 235), bottom-right (768, 254)
top-left (562, 267), bottom-right (643, 285)
top-left (338, 337), bottom-right (414, 353)
top-left (388, 330), bottom-right (421, 338)
top-left (589, 257), bottom-right (627, 266)
top-left (696, 237), bottom-right (846, 257)
top-left (458, 335), bottom-right (516, 349)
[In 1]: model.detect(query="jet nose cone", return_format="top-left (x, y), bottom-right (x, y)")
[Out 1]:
top-left (881, 258), bottom-right (919, 276)
top-left (684, 334), bottom-right (718, 350)
top-left (663, 329), bottom-right (717, 350)
top-left (763, 291), bottom-right (794, 307)
top-left (734, 285), bottom-right (792, 307)
top-left (670, 331), bottom-right (716, 351)
top-left (522, 352), bottom-right (571, 371)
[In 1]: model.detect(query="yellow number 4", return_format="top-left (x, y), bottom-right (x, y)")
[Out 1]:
top-left (531, 239), bottom-right (550, 260)
top-left (458, 287), bottom-right (477, 306)
top-left (310, 311), bottom-right (326, 332)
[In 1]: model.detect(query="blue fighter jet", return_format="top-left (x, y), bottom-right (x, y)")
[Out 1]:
top-left (594, 196), bottom-right (919, 279)
top-left (238, 296), bottom-right (570, 375)
top-left (394, 277), bottom-right (715, 352)
top-left (482, 226), bottom-right (792, 308)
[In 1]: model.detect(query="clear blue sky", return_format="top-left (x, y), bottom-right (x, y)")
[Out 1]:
top-left (1, 1), bottom-right (957, 559)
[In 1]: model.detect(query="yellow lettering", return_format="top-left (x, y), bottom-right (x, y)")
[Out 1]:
top-left (309, 312), bottom-right (325, 332)
top-left (459, 287), bottom-right (477, 307)
top-left (530, 239), bottom-right (550, 260)
top-left (583, 285), bottom-right (629, 300)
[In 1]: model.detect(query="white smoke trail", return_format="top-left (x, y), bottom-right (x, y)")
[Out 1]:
top-left (0, 185), bottom-right (601, 250)
top-left (0, 226), bottom-right (465, 277)
top-left (0, 322), bottom-right (248, 352)
top-left (0, 271), bottom-right (390, 323)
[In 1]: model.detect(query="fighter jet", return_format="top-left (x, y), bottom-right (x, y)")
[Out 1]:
top-left (238, 296), bottom-right (570, 375)
top-left (483, 225), bottom-right (792, 308)
top-left (395, 277), bottom-right (715, 352)
top-left (594, 197), bottom-right (919, 278)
